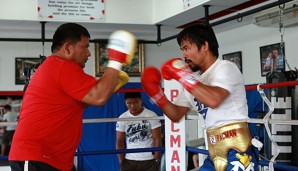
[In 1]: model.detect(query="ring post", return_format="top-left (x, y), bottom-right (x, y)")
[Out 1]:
top-left (164, 80), bottom-right (186, 171)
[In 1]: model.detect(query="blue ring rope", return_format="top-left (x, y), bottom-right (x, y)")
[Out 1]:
top-left (2, 146), bottom-right (297, 170)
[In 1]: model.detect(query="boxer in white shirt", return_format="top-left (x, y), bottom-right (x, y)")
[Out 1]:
top-left (141, 24), bottom-right (258, 171)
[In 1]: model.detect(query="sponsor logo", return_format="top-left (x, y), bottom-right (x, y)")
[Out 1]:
top-left (209, 135), bottom-right (216, 144)
top-left (230, 153), bottom-right (254, 171)
top-left (216, 129), bottom-right (238, 142)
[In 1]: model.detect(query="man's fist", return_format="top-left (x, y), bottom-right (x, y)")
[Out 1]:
top-left (141, 67), bottom-right (168, 107)
top-left (161, 58), bottom-right (200, 92)
top-left (107, 30), bottom-right (137, 70)
top-left (161, 58), bottom-right (192, 80)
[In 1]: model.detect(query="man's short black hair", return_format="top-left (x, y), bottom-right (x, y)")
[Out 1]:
top-left (4, 104), bottom-right (11, 111)
top-left (51, 23), bottom-right (90, 53)
top-left (124, 92), bottom-right (142, 100)
top-left (177, 23), bottom-right (219, 58)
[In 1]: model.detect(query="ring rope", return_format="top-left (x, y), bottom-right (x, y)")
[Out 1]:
top-left (2, 115), bottom-right (298, 126)
top-left (75, 147), bottom-right (164, 156)
top-left (245, 80), bottom-right (298, 90)
top-left (0, 156), bottom-right (8, 160)
top-left (0, 117), bottom-right (165, 126)
top-left (82, 116), bottom-right (164, 123)
top-left (1, 145), bottom-right (298, 170)
top-left (0, 80), bottom-right (296, 95)
top-left (248, 118), bottom-right (298, 125)
top-left (257, 84), bottom-right (279, 171)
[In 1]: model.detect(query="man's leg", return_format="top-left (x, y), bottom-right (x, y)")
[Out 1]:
top-left (1, 144), bottom-right (6, 156)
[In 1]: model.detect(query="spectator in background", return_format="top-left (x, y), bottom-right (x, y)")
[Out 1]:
top-left (6, 96), bottom-right (20, 114)
top-left (116, 92), bottom-right (162, 171)
top-left (1, 104), bottom-right (18, 156)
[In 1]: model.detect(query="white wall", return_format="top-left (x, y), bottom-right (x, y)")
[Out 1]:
top-left (217, 24), bottom-right (298, 84)
top-left (0, 0), bottom-right (191, 25)
top-left (145, 39), bottom-right (181, 68)
top-left (1, 23), bottom-right (298, 91)
top-left (0, 42), bottom-right (48, 90)
top-left (146, 23), bottom-right (298, 85)
top-left (0, 0), bottom-right (154, 24)
top-left (153, 0), bottom-right (184, 23)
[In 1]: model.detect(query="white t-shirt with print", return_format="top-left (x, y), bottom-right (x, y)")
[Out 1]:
top-left (3, 111), bottom-right (18, 131)
top-left (175, 59), bottom-right (249, 128)
top-left (116, 108), bottom-right (161, 161)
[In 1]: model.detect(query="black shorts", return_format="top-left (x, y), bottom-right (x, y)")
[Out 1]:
top-left (9, 160), bottom-right (76, 171)
top-left (2, 130), bottom-right (15, 145)
top-left (120, 159), bottom-right (160, 171)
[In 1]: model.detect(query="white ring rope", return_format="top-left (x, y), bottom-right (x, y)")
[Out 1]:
top-left (0, 116), bottom-right (165, 126)
top-left (1, 115), bottom-right (298, 126)
top-left (248, 118), bottom-right (298, 125)
top-left (257, 84), bottom-right (279, 171)
top-left (82, 116), bottom-right (164, 123)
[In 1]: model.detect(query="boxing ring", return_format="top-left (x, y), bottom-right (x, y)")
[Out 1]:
top-left (0, 80), bottom-right (298, 171)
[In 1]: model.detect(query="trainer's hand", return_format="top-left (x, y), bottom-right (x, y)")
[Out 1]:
top-left (161, 58), bottom-right (200, 92)
top-left (107, 30), bottom-right (137, 70)
top-left (114, 71), bottom-right (129, 92)
top-left (141, 67), bottom-right (168, 107)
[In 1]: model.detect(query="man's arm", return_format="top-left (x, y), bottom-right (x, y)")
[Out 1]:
top-left (192, 154), bottom-right (199, 168)
top-left (161, 103), bottom-right (190, 122)
top-left (141, 66), bottom-right (190, 122)
top-left (151, 126), bottom-right (162, 159)
top-left (116, 131), bottom-right (126, 164)
top-left (81, 68), bottom-right (120, 106)
top-left (190, 84), bottom-right (229, 109)
top-left (82, 30), bottom-right (136, 106)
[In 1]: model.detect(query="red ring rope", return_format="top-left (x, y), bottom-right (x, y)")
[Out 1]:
top-left (0, 80), bottom-right (297, 95)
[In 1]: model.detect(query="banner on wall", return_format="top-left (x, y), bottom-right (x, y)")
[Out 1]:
top-left (38, 0), bottom-right (105, 21)
top-left (183, 0), bottom-right (208, 9)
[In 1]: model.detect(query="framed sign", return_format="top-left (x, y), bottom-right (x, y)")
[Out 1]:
top-left (15, 57), bottom-right (40, 85)
top-left (38, 0), bottom-right (105, 22)
top-left (95, 41), bottom-right (145, 77)
top-left (260, 43), bottom-right (285, 76)
top-left (222, 51), bottom-right (242, 73)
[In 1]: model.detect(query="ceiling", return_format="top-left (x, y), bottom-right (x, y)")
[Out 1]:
top-left (0, 0), bottom-right (293, 42)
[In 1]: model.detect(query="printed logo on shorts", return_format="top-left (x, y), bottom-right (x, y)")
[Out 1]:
top-left (230, 153), bottom-right (254, 171)
top-left (209, 135), bottom-right (216, 144)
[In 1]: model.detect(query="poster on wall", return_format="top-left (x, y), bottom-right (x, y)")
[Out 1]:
top-left (260, 43), bottom-right (285, 77)
top-left (15, 57), bottom-right (40, 85)
top-left (94, 42), bottom-right (144, 77)
top-left (222, 51), bottom-right (242, 73)
top-left (38, 0), bottom-right (105, 22)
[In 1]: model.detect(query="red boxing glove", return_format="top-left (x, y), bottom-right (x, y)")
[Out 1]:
top-left (141, 67), bottom-right (168, 107)
top-left (161, 58), bottom-right (200, 92)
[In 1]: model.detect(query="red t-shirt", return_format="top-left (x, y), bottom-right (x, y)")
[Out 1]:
top-left (9, 56), bottom-right (96, 171)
